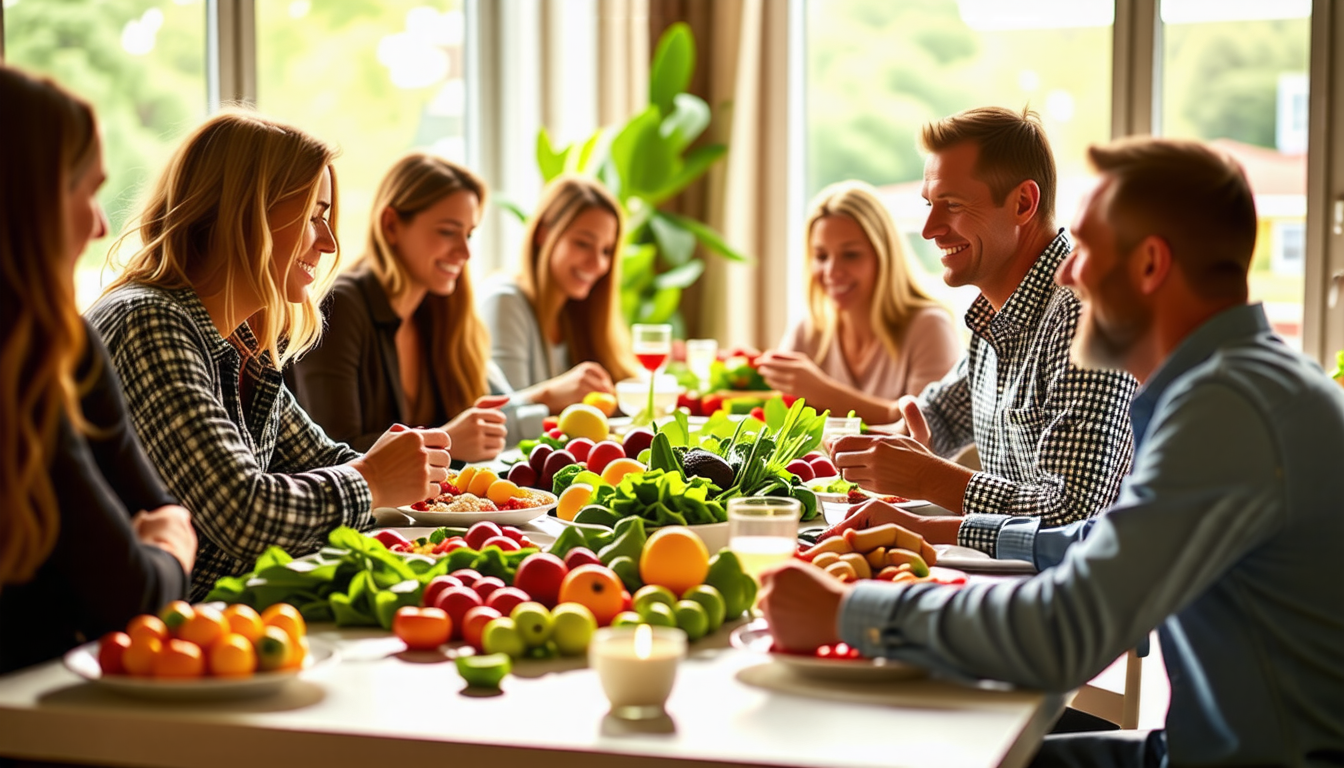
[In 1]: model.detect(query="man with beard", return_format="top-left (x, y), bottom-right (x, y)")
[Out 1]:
top-left (828, 107), bottom-right (1137, 556)
top-left (760, 137), bottom-right (1344, 766)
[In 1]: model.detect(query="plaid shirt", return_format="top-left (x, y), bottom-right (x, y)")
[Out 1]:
top-left (915, 232), bottom-right (1137, 555)
top-left (86, 284), bottom-right (373, 600)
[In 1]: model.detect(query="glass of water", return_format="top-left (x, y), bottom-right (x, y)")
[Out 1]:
top-left (685, 339), bottom-right (718, 392)
top-left (727, 496), bottom-right (803, 589)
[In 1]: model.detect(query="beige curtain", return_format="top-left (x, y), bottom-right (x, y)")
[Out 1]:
top-left (649, 0), bottom-right (792, 349)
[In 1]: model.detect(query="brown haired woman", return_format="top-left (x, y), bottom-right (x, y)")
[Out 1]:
top-left (0, 65), bottom-right (196, 673)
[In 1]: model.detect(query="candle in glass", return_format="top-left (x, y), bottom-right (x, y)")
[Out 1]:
top-left (589, 624), bottom-right (687, 720)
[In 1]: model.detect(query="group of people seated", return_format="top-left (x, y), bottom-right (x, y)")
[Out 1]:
top-left (1, 62), bottom-right (1339, 768)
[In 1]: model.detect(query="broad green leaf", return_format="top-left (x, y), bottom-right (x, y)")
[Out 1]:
top-left (609, 106), bottom-right (674, 197)
top-left (649, 211), bottom-right (697, 266)
top-left (571, 128), bottom-right (608, 173)
top-left (537, 128), bottom-right (567, 182)
top-left (621, 243), bottom-right (657, 290)
top-left (647, 143), bottom-right (727, 206)
top-left (653, 259), bottom-right (705, 290)
top-left (659, 93), bottom-right (711, 153)
top-left (255, 546), bottom-right (293, 571)
top-left (665, 210), bottom-right (751, 263)
top-left (649, 22), bottom-right (695, 115)
top-left (639, 286), bottom-right (682, 324)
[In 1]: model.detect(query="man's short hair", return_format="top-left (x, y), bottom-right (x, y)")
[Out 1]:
top-left (1088, 138), bottom-right (1256, 303)
top-left (920, 106), bottom-right (1057, 227)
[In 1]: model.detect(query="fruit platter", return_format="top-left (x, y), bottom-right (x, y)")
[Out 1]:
top-left (401, 468), bottom-right (558, 526)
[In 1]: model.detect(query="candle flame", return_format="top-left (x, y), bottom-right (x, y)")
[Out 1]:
top-left (635, 623), bottom-right (652, 659)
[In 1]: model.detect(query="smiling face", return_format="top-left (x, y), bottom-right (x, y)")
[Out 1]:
top-left (64, 134), bottom-right (109, 268)
top-left (386, 189), bottom-right (479, 297)
top-left (920, 141), bottom-right (1024, 296)
top-left (1057, 176), bottom-right (1152, 371)
top-left (548, 206), bottom-right (619, 302)
top-left (269, 167), bottom-right (336, 304)
top-left (809, 214), bottom-right (878, 313)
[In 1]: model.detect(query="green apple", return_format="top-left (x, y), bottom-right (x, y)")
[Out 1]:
top-left (551, 603), bottom-right (597, 656)
top-left (526, 640), bottom-right (560, 660)
top-left (638, 601), bottom-right (678, 628)
top-left (481, 617), bottom-right (526, 658)
top-left (632, 584), bottom-right (677, 615)
top-left (610, 611), bottom-right (644, 627)
top-left (681, 585), bottom-right (727, 633)
top-left (510, 601), bottom-right (554, 648)
top-left (673, 600), bottom-right (709, 642)
top-left (455, 652), bottom-right (511, 689)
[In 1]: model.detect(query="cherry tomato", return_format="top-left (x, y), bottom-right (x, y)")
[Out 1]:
top-left (393, 606), bottom-right (452, 651)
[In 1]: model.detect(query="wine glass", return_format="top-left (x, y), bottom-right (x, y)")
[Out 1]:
top-left (727, 496), bottom-right (802, 611)
top-left (631, 324), bottom-right (672, 425)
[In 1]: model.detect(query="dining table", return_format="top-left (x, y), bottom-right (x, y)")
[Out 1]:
top-left (0, 463), bottom-right (1062, 768)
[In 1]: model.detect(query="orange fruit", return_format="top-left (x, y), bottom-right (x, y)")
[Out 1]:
top-left (639, 526), bottom-right (710, 596)
top-left (583, 391), bottom-right (618, 418)
top-left (208, 634), bottom-right (257, 677)
top-left (600, 458), bottom-right (645, 486)
top-left (98, 632), bottom-right (132, 675)
top-left (158, 600), bottom-right (195, 637)
top-left (179, 605), bottom-right (229, 650)
top-left (222, 604), bottom-right (265, 643)
top-left (467, 468), bottom-right (498, 497)
top-left (261, 603), bottom-right (307, 643)
top-left (557, 565), bottom-right (625, 626)
top-left (282, 637), bottom-right (310, 670)
top-left (556, 483), bottom-right (594, 521)
top-left (256, 625), bottom-right (293, 671)
top-left (153, 639), bottom-right (205, 679)
top-left (486, 479), bottom-right (522, 504)
top-left (122, 635), bottom-right (163, 677)
top-left (126, 614), bottom-right (169, 644)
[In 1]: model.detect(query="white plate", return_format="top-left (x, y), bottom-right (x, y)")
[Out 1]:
top-left (730, 621), bottom-right (925, 683)
top-left (64, 637), bottom-right (337, 700)
top-left (399, 489), bottom-right (557, 527)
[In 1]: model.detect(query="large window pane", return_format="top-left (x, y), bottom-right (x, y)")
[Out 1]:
top-left (806, 0), bottom-right (1113, 318)
top-left (1160, 0), bottom-right (1311, 349)
top-left (255, 1), bottom-right (467, 260)
top-left (4, 0), bottom-right (208, 308)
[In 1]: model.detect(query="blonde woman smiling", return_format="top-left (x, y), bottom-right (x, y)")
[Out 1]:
top-left (758, 181), bottom-right (960, 424)
top-left (478, 175), bottom-right (637, 407)
top-left (86, 112), bottom-right (451, 600)
top-left (290, 153), bottom-right (548, 457)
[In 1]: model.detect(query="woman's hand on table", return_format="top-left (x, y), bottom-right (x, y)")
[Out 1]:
top-left (756, 350), bottom-right (831, 402)
top-left (352, 425), bottom-right (452, 508)
top-left (529, 362), bottom-right (613, 413)
top-left (821, 499), bottom-right (960, 546)
top-left (443, 397), bottom-right (509, 462)
top-left (133, 504), bottom-right (197, 574)
top-left (758, 561), bottom-right (850, 653)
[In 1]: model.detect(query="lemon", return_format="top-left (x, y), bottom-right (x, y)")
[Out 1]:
top-left (582, 391), bottom-right (618, 418)
top-left (557, 404), bottom-right (609, 443)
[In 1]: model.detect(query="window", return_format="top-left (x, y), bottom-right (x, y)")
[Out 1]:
top-left (4, 0), bottom-right (208, 308)
top-left (805, 0), bottom-right (1114, 320)
top-left (1159, 0), bottom-right (1312, 349)
top-left (254, 1), bottom-right (468, 261)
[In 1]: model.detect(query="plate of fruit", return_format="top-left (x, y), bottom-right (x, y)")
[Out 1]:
top-left (65, 602), bottom-right (335, 700)
top-left (402, 467), bottom-right (558, 527)
top-left (730, 620), bottom-right (925, 682)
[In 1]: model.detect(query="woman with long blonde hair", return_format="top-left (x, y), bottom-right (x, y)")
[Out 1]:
top-left (758, 181), bottom-right (960, 423)
top-left (0, 65), bottom-right (195, 673)
top-left (290, 152), bottom-right (548, 457)
top-left (86, 111), bottom-right (451, 600)
top-left (479, 175), bottom-right (637, 402)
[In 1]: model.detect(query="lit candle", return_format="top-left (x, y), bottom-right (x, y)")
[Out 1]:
top-left (589, 625), bottom-right (687, 720)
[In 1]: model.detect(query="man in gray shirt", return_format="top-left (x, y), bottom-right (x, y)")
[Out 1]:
top-left (761, 137), bottom-right (1344, 766)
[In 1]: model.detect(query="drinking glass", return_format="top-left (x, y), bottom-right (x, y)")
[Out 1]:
top-left (631, 324), bottom-right (672, 425)
top-left (821, 415), bottom-right (863, 455)
top-left (728, 497), bottom-right (803, 591)
top-left (685, 338), bottom-right (718, 392)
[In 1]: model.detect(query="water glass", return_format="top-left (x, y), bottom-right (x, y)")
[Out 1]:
top-left (685, 338), bottom-right (718, 391)
top-left (727, 496), bottom-right (803, 585)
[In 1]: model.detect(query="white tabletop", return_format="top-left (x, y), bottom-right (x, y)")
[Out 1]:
top-left (0, 625), bottom-right (1062, 768)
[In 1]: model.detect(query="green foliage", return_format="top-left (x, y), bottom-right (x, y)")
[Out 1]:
top-left (514, 22), bottom-right (748, 333)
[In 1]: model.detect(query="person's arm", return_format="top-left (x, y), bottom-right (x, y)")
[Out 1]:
top-left (479, 283), bottom-right (542, 390)
top-left (288, 288), bottom-right (385, 452)
top-left (912, 354), bottom-right (975, 457)
top-left (487, 362), bottom-right (549, 446)
top-left (98, 299), bottom-right (372, 567)
top-left (839, 381), bottom-right (1280, 690)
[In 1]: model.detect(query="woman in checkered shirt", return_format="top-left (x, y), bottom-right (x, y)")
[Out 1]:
top-left (85, 111), bottom-right (452, 600)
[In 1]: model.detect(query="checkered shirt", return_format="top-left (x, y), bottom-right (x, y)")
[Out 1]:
top-left (86, 284), bottom-right (374, 600)
top-left (915, 232), bottom-right (1137, 556)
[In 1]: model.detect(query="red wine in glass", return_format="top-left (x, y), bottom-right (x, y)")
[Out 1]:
top-left (636, 351), bottom-right (670, 372)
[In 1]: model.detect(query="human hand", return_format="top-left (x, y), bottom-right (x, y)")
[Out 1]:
top-left (895, 395), bottom-right (930, 446)
top-left (756, 350), bottom-right (830, 401)
top-left (758, 561), bottom-right (852, 653)
top-left (443, 403), bottom-right (508, 462)
top-left (133, 504), bottom-right (197, 575)
top-left (543, 362), bottom-right (614, 411)
top-left (830, 434), bottom-right (945, 500)
top-left (820, 499), bottom-right (957, 551)
top-left (353, 425), bottom-right (452, 509)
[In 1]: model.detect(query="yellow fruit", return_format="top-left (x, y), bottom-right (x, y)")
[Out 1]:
top-left (209, 633), bottom-right (258, 677)
top-left (158, 600), bottom-right (195, 637)
top-left (600, 458), bottom-right (645, 486)
top-left (262, 603), bottom-right (307, 643)
top-left (256, 625), bottom-right (293, 671)
top-left (178, 605), bottom-right (229, 650)
top-left (486, 479), bottom-right (522, 504)
top-left (283, 637), bottom-right (310, 670)
top-left (122, 636), bottom-right (162, 677)
top-left (582, 391), bottom-right (618, 418)
top-left (455, 467), bottom-right (478, 493)
top-left (556, 483), bottom-right (594, 521)
top-left (557, 403), bottom-right (609, 443)
top-left (222, 604), bottom-right (265, 643)
top-left (467, 468), bottom-right (498, 497)
top-left (639, 526), bottom-right (710, 596)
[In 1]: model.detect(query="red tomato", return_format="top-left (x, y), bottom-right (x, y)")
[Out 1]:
top-left (98, 632), bottom-right (132, 675)
top-left (392, 607), bottom-right (452, 651)
top-left (542, 417), bottom-right (559, 432)
top-left (748, 406), bottom-right (766, 423)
